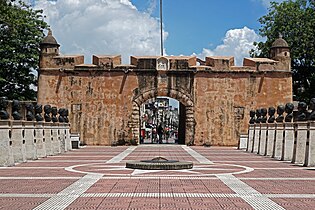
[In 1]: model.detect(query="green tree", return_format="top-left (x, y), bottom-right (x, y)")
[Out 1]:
top-left (251, 0), bottom-right (315, 102)
top-left (0, 0), bottom-right (48, 100)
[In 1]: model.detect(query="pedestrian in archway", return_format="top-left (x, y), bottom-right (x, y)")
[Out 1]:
top-left (157, 124), bottom-right (163, 144)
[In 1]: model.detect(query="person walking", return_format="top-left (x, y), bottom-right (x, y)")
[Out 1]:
top-left (157, 124), bottom-right (163, 144)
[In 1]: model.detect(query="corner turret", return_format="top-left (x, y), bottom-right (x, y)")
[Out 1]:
top-left (270, 34), bottom-right (291, 70)
top-left (40, 29), bottom-right (60, 56)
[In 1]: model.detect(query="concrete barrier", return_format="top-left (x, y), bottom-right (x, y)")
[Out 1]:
top-left (247, 124), bottom-right (255, 152)
top-left (259, 124), bottom-right (267, 155)
top-left (11, 121), bottom-right (26, 163)
top-left (282, 122), bottom-right (295, 161)
top-left (253, 124), bottom-right (261, 153)
top-left (0, 121), bottom-right (14, 166)
top-left (23, 121), bottom-right (37, 160)
top-left (292, 122), bottom-right (308, 165)
top-left (273, 123), bottom-right (284, 160)
top-left (35, 122), bottom-right (46, 158)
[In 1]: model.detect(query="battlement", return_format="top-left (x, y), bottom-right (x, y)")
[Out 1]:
top-left (40, 54), bottom-right (291, 72)
top-left (39, 31), bottom-right (291, 72)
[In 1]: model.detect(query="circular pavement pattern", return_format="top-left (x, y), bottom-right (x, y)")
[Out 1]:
top-left (65, 162), bottom-right (254, 177)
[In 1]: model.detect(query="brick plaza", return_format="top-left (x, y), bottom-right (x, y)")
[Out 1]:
top-left (0, 145), bottom-right (314, 209)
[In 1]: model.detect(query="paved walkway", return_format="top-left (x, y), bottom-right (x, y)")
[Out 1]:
top-left (0, 145), bottom-right (314, 209)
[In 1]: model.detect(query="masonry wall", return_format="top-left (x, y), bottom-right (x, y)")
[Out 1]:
top-left (194, 71), bottom-right (292, 146)
top-left (38, 71), bottom-right (138, 145)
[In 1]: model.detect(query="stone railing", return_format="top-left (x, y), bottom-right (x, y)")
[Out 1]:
top-left (0, 97), bottom-right (71, 167)
top-left (239, 100), bottom-right (315, 167)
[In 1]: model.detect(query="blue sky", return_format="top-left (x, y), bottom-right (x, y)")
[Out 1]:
top-left (31, 0), bottom-right (284, 65)
top-left (131, 0), bottom-right (269, 56)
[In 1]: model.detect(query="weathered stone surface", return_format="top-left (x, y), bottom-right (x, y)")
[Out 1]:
top-left (273, 123), bottom-right (284, 160)
top-left (266, 123), bottom-right (276, 156)
top-left (0, 121), bottom-right (14, 166)
top-left (259, 123), bottom-right (267, 155)
top-left (23, 121), bottom-right (37, 160)
top-left (37, 34), bottom-right (292, 146)
top-left (293, 122), bottom-right (308, 165)
top-left (247, 124), bottom-right (255, 152)
top-left (283, 122), bottom-right (294, 161)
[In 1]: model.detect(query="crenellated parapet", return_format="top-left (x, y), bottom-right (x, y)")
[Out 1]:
top-left (39, 31), bottom-right (290, 73)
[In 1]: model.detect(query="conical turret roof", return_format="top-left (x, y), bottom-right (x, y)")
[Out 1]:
top-left (40, 29), bottom-right (60, 47)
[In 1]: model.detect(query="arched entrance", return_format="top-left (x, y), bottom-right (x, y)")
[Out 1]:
top-left (131, 88), bottom-right (195, 145)
top-left (139, 97), bottom-right (181, 144)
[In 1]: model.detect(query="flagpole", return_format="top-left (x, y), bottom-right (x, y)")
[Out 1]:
top-left (160, 0), bottom-right (163, 56)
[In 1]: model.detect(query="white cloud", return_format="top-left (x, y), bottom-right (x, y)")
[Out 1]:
top-left (195, 27), bottom-right (264, 66)
top-left (34, 0), bottom-right (166, 63)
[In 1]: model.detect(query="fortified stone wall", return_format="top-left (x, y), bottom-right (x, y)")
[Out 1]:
top-left (194, 71), bottom-right (292, 146)
top-left (37, 31), bottom-right (292, 146)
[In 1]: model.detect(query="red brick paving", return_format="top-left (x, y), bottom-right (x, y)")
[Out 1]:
top-left (0, 145), bottom-right (314, 209)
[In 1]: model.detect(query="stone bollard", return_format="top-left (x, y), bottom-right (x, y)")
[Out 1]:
top-left (23, 121), bottom-right (37, 160)
top-left (52, 122), bottom-right (61, 154)
top-left (266, 123), bottom-right (276, 156)
top-left (273, 123), bottom-right (284, 160)
top-left (247, 124), bottom-right (255, 152)
top-left (305, 121), bottom-right (315, 166)
top-left (259, 123), bottom-right (267, 155)
top-left (0, 121), bottom-right (14, 166)
top-left (292, 122), bottom-right (308, 165)
top-left (239, 134), bottom-right (248, 149)
top-left (35, 122), bottom-right (46, 158)
top-left (282, 122), bottom-right (295, 161)
top-left (58, 123), bottom-right (66, 153)
top-left (253, 124), bottom-right (261, 153)
top-left (44, 122), bottom-right (53, 156)
top-left (11, 121), bottom-right (26, 163)
top-left (65, 123), bottom-right (72, 151)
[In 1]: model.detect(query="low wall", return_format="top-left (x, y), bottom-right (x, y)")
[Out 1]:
top-left (0, 120), bottom-right (71, 167)
top-left (239, 102), bottom-right (315, 167)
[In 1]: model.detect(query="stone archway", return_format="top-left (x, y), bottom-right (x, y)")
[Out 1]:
top-left (130, 88), bottom-right (195, 145)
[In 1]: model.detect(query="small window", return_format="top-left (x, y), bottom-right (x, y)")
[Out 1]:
top-left (284, 52), bottom-right (287, 56)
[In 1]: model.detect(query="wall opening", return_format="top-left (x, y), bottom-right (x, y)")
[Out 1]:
top-left (139, 97), bottom-right (185, 144)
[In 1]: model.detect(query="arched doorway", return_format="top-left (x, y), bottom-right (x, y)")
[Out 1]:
top-left (131, 88), bottom-right (195, 145)
top-left (139, 97), bottom-right (182, 144)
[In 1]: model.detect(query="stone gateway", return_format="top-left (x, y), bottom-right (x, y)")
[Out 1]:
top-left (37, 30), bottom-right (292, 146)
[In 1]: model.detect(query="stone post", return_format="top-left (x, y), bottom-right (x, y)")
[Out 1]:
top-left (259, 123), bottom-right (267, 155)
top-left (304, 121), bottom-right (315, 166)
top-left (292, 122), bottom-right (308, 165)
top-left (266, 123), bottom-right (276, 156)
top-left (282, 122), bottom-right (295, 161)
top-left (23, 121), bottom-right (37, 160)
top-left (11, 121), bottom-right (26, 163)
top-left (59, 123), bottom-right (66, 153)
top-left (35, 122), bottom-right (46, 158)
top-left (65, 123), bottom-right (72, 151)
top-left (247, 124), bottom-right (255, 152)
top-left (0, 121), bottom-right (14, 166)
top-left (273, 123), bottom-right (284, 160)
top-left (52, 122), bottom-right (60, 154)
top-left (239, 134), bottom-right (248, 149)
top-left (44, 122), bottom-right (53, 156)
top-left (253, 124), bottom-right (261, 153)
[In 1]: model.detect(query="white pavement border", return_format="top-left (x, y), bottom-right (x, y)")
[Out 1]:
top-left (185, 146), bottom-right (285, 210)
top-left (181, 145), bottom-right (214, 164)
top-left (33, 146), bottom-right (136, 210)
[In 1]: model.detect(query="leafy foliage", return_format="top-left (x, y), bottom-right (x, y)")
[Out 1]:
top-left (251, 0), bottom-right (315, 102)
top-left (0, 0), bottom-right (48, 100)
